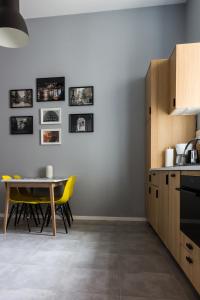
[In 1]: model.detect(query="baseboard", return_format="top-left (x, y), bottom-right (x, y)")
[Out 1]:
top-left (73, 216), bottom-right (147, 222)
top-left (0, 213), bottom-right (146, 222)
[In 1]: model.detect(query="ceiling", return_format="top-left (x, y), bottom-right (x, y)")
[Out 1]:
top-left (20, 0), bottom-right (186, 19)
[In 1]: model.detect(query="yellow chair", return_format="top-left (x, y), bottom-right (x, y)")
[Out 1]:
top-left (40, 176), bottom-right (76, 234)
top-left (2, 175), bottom-right (45, 231)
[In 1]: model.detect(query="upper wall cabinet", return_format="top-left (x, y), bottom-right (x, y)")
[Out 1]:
top-left (169, 43), bottom-right (200, 115)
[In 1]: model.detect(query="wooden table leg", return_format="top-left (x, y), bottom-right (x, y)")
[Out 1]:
top-left (3, 183), bottom-right (10, 234)
top-left (49, 184), bottom-right (56, 236)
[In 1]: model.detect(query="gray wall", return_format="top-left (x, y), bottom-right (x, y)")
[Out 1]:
top-left (186, 0), bottom-right (200, 129)
top-left (186, 0), bottom-right (200, 42)
top-left (0, 5), bottom-right (186, 217)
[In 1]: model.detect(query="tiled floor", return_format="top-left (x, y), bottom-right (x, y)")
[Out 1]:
top-left (0, 220), bottom-right (199, 300)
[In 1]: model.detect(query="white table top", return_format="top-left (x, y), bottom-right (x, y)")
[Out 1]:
top-left (1, 177), bottom-right (68, 183)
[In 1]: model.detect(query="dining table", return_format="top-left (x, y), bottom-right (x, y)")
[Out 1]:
top-left (1, 177), bottom-right (68, 236)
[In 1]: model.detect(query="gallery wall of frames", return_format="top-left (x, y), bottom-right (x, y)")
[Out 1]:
top-left (9, 77), bottom-right (94, 145)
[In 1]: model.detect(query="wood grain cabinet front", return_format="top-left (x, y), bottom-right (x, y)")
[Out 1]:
top-left (169, 43), bottom-right (200, 115)
top-left (168, 171), bottom-right (181, 263)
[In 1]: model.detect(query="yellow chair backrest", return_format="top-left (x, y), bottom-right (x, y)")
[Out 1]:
top-left (2, 175), bottom-right (12, 180)
top-left (60, 176), bottom-right (77, 203)
top-left (13, 175), bottom-right (22, 179)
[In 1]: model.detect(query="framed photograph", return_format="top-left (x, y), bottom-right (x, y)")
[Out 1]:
top-left (10, 89), bottom-right (33, 108)
top-left (10, 116), bottom-right (33, 135)
top-left (69, 114), bottom-right (94, 133)
top-left (37, 77), bottom-right (65, 102)
top-left (69, 86), bottom-right (94, 106)
top-left (41, 129), bottom-right (61, 145)
top-left (40, 108), bottom-right (61, 125)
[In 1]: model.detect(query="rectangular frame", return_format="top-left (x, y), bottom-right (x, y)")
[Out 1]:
top-left (37, 77), bottom-right (65, 102)
top-left (69, 86), bottom-right (94, 106)
top-left (40, 108), bottom-right (61, 125)
top-left (10, 89), bottom-right (33, 108)
top-left (41, 128), bottom-right (61, 145)
top-left (69, 113), bottom-right (94, 133)
top-left (10, 116), bottom-right (33, 135)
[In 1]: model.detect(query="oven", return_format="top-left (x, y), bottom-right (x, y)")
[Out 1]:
top-left (178, 175), bottom-right (200, 247)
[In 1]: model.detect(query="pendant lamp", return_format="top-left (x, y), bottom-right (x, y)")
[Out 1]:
top-left (0, 0), bottom-right (29, 48)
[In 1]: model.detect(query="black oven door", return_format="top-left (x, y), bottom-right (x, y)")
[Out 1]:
top-left (179, 176), bottom-right (200, 247)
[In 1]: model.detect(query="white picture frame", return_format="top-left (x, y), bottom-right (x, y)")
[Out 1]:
top-left (41, 129), bottom-right (61, 145)
top-left (40, 108), bottom-right (61, 125)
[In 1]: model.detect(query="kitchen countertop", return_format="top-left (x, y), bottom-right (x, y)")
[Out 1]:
top-left (150, 166), bottom-right (200, 171)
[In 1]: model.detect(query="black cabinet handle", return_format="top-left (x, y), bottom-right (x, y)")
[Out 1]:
top-left (186, 243), bottom-right (193, 251)
top-left (152, 173), bottom-right (156, 176)
top-left (166, 174), bottom-right (169, 185)
top-left (173, 98), bottom-right (176, 107)
top-left (171, 174), bottom-right (176, 178)
top-left (186, 256), bottom-right (193, 264)
top-left (149, 107), bottom-right (151, 115)
top-left (156, 190), bottom-right (159, 198)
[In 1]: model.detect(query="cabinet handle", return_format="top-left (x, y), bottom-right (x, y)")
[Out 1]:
top-left (186, 243), bottom-right (193, 251)
top-left (171, 174), bottom-right (176, 178)
top-left (156, 190), bottom-right (159, 198)
top-left (166, 174), bottom-right (169, 185)
top-left (152, 173), bottom-right (156, 176)
top-left (149, 107), bottom-right (151, 115)
top-left (173, 98), bottom-right (176, 107)
top-left (186, 256), bottom-right (193, 264)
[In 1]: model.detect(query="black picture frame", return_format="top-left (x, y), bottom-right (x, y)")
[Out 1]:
top-left (10, 116), bottom-right (33, 135)
top-left (10, 89), bottom-right (33, 108)
top-left (69, 113), bottom-right (94, 133)
top-left (69, 86), bottom-right (94, 106)
top-left (37, 77), bottom-right (65, 102)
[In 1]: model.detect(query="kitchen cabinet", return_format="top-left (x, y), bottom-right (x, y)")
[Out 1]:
top-left (158, 172), bottom-right (169, 248)
top-left (168, 171), bottom-right (180, 263)
top-left (169, 43), bottom-right (200, 115)
top-left (145, 59), bottom-right (195, 170)
top-left (148, 183), bottom-right (159, 233)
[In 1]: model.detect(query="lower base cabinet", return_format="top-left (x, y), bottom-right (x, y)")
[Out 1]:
top-left (148, 170), bottom-right (200, 295)
top-left (180, 232), bottom-right (200, 294)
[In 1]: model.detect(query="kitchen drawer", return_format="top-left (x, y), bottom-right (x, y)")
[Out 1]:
top-left (181, 245), bottom-right (194, 280)
top-left (150, 172), bottom-right (159, 186)
top-left (181, 232), bottom-right (196, 254)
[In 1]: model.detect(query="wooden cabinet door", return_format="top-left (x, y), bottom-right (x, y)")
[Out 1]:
top-left (169, 43), bottom-right (200, 115)
top-left (149, 185), bottom-right (159, 233)
top-left (158, 172), bottom-right (169, 247)
top-left (168, 171), bottom-right (180, 263)
top-left (169, 48), bottom-right (176, 113)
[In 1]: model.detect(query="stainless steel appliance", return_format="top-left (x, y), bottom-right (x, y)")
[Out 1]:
top-left (178, 175), bottom-right (200, 247)
top-left (184, 139), bottom-right (200, 165)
